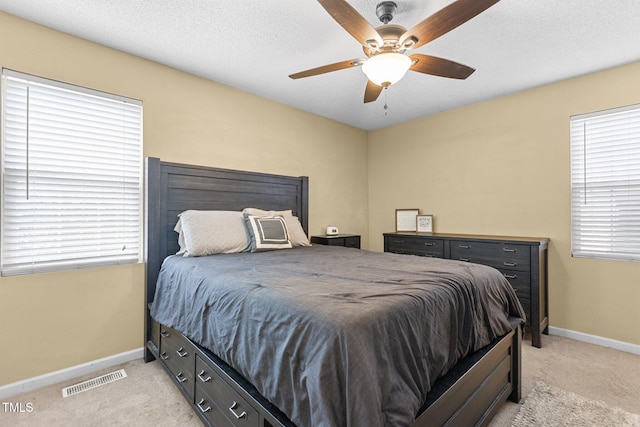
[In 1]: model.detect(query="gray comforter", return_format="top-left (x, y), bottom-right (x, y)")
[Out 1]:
top-left (151, 245), bottom-right (524, 427)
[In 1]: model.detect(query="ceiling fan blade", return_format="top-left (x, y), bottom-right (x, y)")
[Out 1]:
top-left (409, 54), bottom-right (475, 80)
top-left (364, 80), bottom-right (383, 103)
top-left (399, 0), bottom-right (500, 50)
top-left (289, 59), bottom-right (364, 79)
top-left (318, 0), bottom-right (383, 48)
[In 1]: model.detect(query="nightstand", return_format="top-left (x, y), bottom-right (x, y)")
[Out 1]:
top-left (311, 234), bottom-right (361, 249)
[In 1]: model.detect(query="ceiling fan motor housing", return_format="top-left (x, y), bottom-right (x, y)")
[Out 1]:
top-left (364, 24), bottom-right (406, 56)
top-left (376, 1), bottom-right (398, 24)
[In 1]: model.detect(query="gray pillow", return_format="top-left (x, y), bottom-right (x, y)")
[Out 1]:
top-left (242, 208), bottom-right (311, 246)
top-left (243, 214), bottom-right (292, 252)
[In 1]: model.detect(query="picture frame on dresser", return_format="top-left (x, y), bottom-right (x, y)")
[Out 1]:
top-left (396, 209), bottom-right (419, 232)
top-left (416, 215), bottom-right (433, 233)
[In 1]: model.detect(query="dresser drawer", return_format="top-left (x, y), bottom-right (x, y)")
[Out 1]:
top-left (498, 270), bottom-right (530, 297)
top-left (160, 327), bottom-right (195, 371)
top-left (450, 241), bottom-right (530, 272)
top-left (386, 236), bottom-right (445, 258)
top-left (498, 269), bottom-right (532, 325)
top-left (344, 236), bottom-right (361, 248)
top-left (162, 341), bottom-right (195, 383)
top-left (311, 234), bottom-right (361, 249)
top-left (323, 238), bottom-right (344, 246)
top-left (160, 326), bottom-right (195, 399)
top-left (195, 385), bottom-right (234, 427)
top-left (196, 355), bottom-right (259, 427)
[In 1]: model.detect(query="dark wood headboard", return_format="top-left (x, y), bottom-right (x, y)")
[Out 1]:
top-left (144, 157), bottom-right (309, 359)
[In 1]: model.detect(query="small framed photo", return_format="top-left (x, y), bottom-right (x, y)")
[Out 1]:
top-left (396, 209), bottom-right (419, 232)
top-left (416, 215), bottom-right (433, 233)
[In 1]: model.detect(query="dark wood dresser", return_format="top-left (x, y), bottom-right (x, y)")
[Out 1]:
top-left (384, 232), bottom-right (549, 348)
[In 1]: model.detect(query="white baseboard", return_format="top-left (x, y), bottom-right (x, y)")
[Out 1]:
top-left (548, 326), bottom-right (640, 355)
top-left (0, 347), bottom-right (144, 400)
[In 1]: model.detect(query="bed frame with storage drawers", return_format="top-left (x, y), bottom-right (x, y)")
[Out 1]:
top-left (144, 157), bottom-right (522, 427)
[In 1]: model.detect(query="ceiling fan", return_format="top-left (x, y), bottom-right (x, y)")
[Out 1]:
top-left (289, 0), bottom-right (501, 103)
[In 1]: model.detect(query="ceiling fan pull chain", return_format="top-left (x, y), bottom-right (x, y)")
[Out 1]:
top-left (384, 88), bottom-right (389, 116)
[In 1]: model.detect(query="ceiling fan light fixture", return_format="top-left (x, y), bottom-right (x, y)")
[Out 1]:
top-left (362, 52), bottom-right (412, 87)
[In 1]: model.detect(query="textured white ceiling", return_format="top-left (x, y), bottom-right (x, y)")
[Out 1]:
top-left (2, 0), bottom-right (640, 130)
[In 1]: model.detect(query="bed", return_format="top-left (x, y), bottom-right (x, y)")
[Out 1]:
top-left (144, 157), bottom-right (523, 427)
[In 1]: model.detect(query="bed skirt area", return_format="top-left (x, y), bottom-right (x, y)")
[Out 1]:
top-left (145, 318), bottom-right (521, 427)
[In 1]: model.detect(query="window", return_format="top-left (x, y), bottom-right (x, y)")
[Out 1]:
top-left (570, 104), bottom-right (640, 261)
top-left (1, 69), bottom-right (142, 276)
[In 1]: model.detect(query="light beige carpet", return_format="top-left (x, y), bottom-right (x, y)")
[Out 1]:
top-left (512, 381), bottom-right (640, 427)
top-left (0, 359), bottom-right (201, 427)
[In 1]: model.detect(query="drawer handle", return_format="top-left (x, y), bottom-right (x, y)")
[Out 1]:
top-left (160, 352), bottom-right (169, 361)
top-left (459, 244), bottom-right (471, 249)
top-left (503, 262), bottom-right (517, 267)
top-left (197, 398), bottom-right (211, 413)
top-left (176, 347), bottom-right (188, 357)
top-left (503, 248), bottom-right (518, 253)
top-left (459, 258), bottom-right (470, 262)
top-left (175, 372), bottom-right (188, 383)
top-left (229, 401), bottom-right (247, 419)
top-left (160, 330), bottom-right (170, 338)
top-left (504, 274), bottom-right (518, 279)
top-left (197, 370), bottom-right (212, 383)
top-left (424, 242), bottom-right (435, 246)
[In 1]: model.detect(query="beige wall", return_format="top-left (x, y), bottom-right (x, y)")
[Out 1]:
top-left (0, 12), bottom-right (369, 386)
top-left (2, 9), bottom-right (639, 387)
top-left (369, 61), bottom-right (640, 346)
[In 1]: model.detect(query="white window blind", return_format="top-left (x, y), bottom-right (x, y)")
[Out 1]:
top-left (570, 104), bottom-right (640, 262)
top-left (1, 69), bottom-right (142, 276)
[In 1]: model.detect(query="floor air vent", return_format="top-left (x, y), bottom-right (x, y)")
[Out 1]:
top-left (62, 369), bottom-right (127, 397)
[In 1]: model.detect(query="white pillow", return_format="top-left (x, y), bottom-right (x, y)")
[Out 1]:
top-left (243, 214), bottom-right (292, 252)
top-left (175, 210), bottom-right (250, 256)
top-left (242, 208), bottom-right (311, 247)
top-left (174, 218), bottom-right (187, 254)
